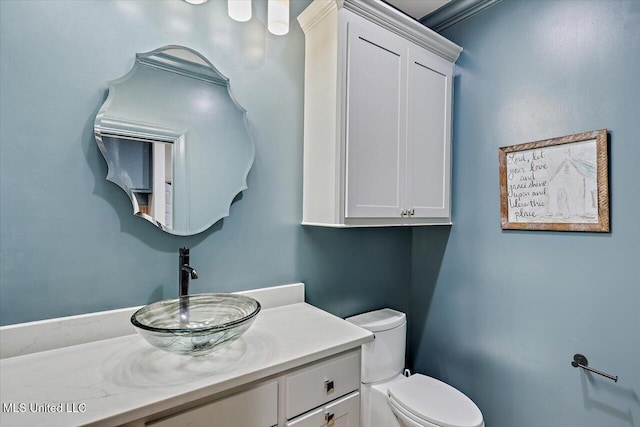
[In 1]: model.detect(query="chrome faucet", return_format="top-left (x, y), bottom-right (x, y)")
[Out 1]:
top-left (179, 247), bottom-right (198, 322)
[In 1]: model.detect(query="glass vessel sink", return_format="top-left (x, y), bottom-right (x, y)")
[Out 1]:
top-left (131, 293), bottom-right (261, 356)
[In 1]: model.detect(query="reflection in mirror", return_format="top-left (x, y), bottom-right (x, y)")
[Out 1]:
top-left (95, 46), bottom-right (254, 235)
top-left (100, 137), bottom-right (174, 228)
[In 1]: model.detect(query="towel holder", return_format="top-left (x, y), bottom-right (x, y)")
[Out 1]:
top-left (571, 354), bottom-right (618, 383)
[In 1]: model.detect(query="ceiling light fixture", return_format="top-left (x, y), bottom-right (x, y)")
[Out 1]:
top-left (228, 0), bottom-right (252, 22)
top-left (267, 0), bottom-right (289, 36)
top-left (184, 0), bottom-right (289, 36)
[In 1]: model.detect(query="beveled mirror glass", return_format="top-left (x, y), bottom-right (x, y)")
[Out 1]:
top-left (94, 46), bottom-right (254, 235)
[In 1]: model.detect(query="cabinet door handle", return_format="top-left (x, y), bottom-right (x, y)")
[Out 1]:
top-left (400, 210), bottom-right (407, 217)
top-left (409, 209), bottom-right (415, 216)
top-left (325, 412), bottom-right (335, 426)
top-left (324, 379), bottom-right (334, 394)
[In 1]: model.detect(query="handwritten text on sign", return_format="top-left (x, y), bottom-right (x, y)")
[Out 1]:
top-left (506, 139), bottom-right (598, 223)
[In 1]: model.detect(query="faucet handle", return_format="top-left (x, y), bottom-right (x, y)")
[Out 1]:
top-left (182, 265), bottom-right (198, 280)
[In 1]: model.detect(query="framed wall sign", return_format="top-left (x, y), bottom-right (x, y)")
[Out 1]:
top-left (499, 129), bottom-right (609, 232)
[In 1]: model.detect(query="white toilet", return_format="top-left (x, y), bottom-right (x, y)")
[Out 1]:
top-left (346, 309), bottom-right (484, 427)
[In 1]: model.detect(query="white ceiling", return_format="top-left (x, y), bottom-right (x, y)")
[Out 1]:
top-left (384, 0), bottom-right (453, 20)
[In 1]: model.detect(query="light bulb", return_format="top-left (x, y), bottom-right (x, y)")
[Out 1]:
top-left (268, 0), bottom-right (289, 36)
top-left (228, 0), bottom-right (252, 22)
top-left (184, 0), bottom-right (208, 4)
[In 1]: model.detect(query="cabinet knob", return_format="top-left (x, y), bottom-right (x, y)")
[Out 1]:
top-left (324, 379), bottom-right (334, 394)
top-left (325, 412), bottom-right (335, 426)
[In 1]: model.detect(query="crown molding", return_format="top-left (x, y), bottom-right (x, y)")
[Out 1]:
top-left (420, 0), bottom-right (502, 32)
top-left (344, 0), bottom-right (461, 62)
top-left (297, 0), bottom-right (462, 63)
top-left (298, 0), bottom-right (343, 33)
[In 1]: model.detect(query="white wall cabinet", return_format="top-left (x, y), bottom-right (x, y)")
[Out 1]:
top-left (298, 0), bottom-right (462, 227)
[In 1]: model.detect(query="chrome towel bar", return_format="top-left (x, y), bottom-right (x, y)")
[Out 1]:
top-left (571, 354), bottom-right (618, 383)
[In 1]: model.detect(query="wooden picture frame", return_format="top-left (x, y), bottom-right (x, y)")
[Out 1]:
top-left (499, 129), bottom-right (609, 232)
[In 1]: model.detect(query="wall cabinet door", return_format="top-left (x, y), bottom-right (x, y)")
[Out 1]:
top-left (406, 47), bottom-right (453, 219)
top-left (346, 18), bottom-right (453, 221)
top-left (345, 21), bottom-right (407, 219)
top-left (286, 392), bottom-right (360, 427)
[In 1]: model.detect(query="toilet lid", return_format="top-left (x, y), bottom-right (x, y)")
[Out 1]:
top-left (388, 375), bottom-right (483, 427)
top-left (346, 308), bottom-right (406, 332)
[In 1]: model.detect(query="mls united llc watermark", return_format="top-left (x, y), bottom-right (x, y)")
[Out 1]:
top-left (2, 402), bottom-right (87, 414)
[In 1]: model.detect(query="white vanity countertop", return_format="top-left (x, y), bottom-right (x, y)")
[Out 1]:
top-left (0, 290), bottom-right (373, 426)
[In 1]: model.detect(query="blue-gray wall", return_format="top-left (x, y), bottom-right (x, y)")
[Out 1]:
top-left (4, 1), bottom-right (638, 425)
top-left (410, 1), bottom-right (640, 426)
top-left (0, 0), bottom-right (411, 325)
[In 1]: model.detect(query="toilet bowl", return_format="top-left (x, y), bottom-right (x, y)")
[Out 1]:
top-left (346, 309), bottom-right (484, 427)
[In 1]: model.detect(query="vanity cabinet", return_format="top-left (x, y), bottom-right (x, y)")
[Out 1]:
top-left (132, 350), bottom-right (361, 427)
top-left (147, 381), bottom-right (278, 427)
top-left (298, 0), bottom-right (462, 227)
top-left (286, 392), bottom-right (360, 427)
top-left (285, 351), bottom-right (361, 427)
top-left (285, 350), bottom-right (360, 419)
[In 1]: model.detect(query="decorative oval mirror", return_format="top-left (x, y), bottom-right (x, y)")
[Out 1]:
top-left (94, 45), bottom-right (254, 235)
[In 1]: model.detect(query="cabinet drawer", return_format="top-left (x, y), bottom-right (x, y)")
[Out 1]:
top-left (148, 381), bottom-right (277, 427)
top-left (285, 351), bottom-right (360, 419)
top-left (286, 392), bottom-right (360, 427)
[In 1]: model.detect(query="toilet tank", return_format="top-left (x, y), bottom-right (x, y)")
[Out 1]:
top-left (346, 308), bottom-right (406, 384)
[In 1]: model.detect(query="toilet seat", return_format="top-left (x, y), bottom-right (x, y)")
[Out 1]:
top-left (389, 395), bottom-right (440, 427)
top-left (387, 374), bottom-right (483, 427)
